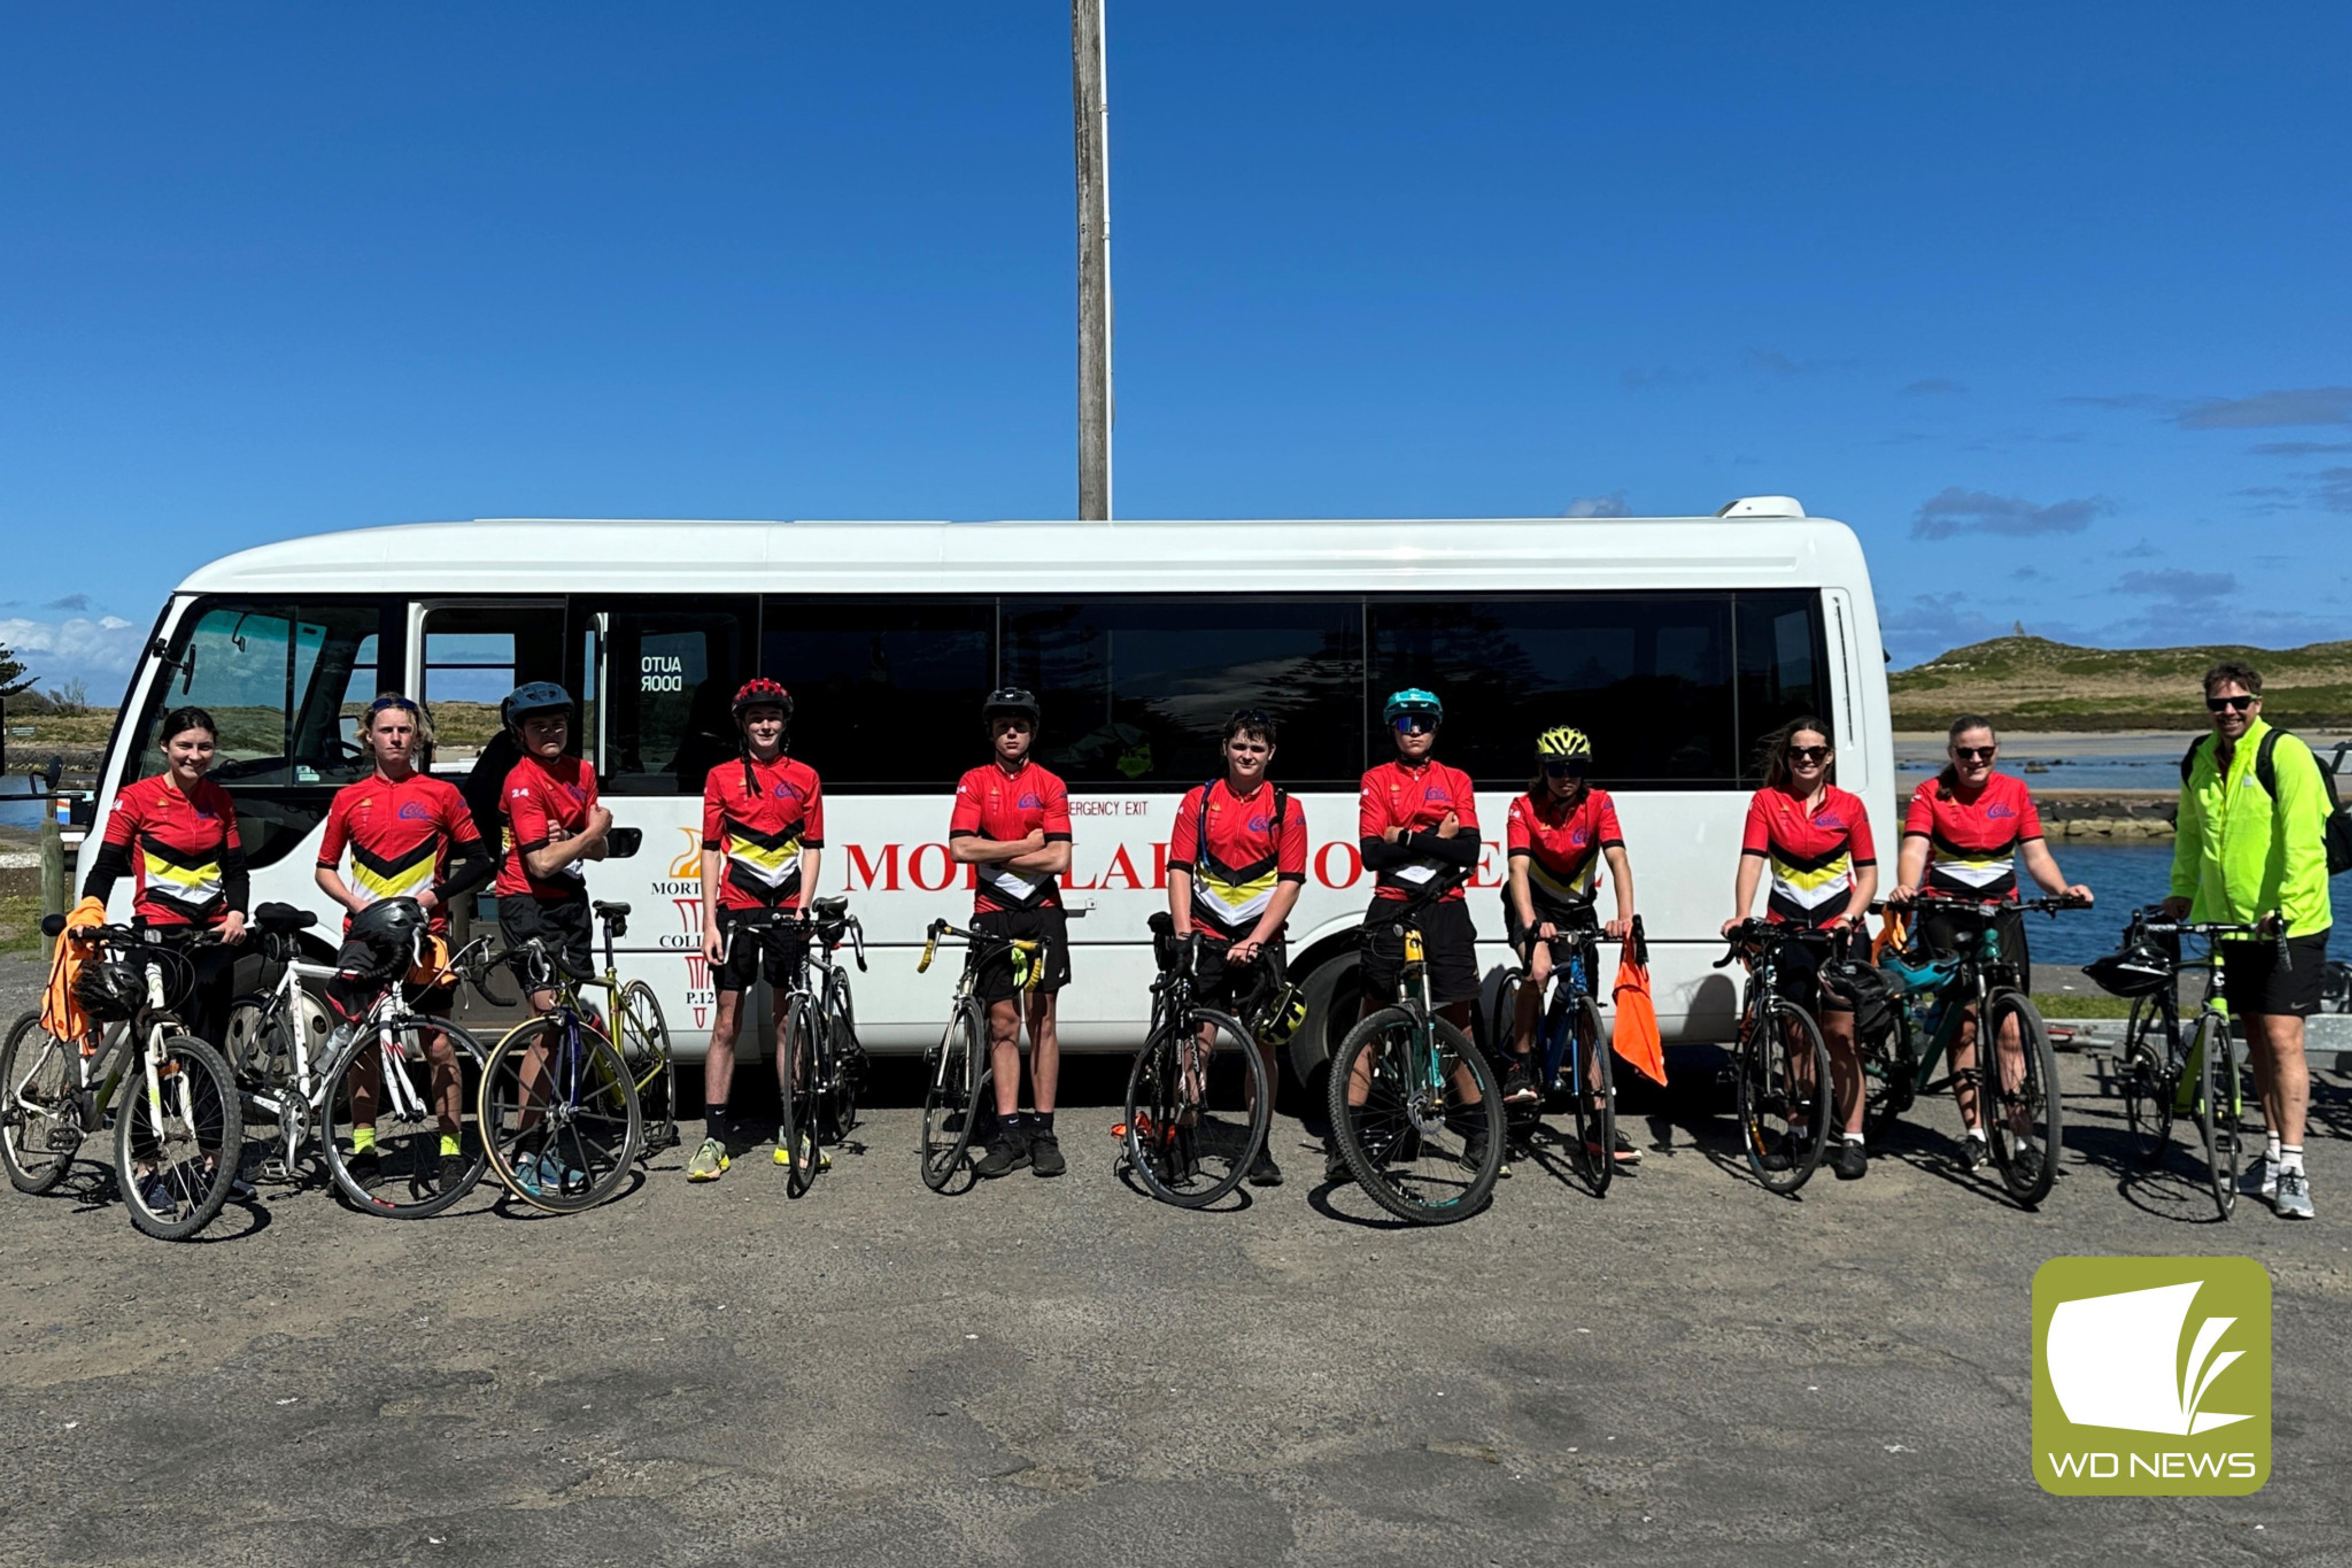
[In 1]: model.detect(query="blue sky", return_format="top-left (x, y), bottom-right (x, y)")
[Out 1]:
top-left (3, 2), bottom-right (2347, 692)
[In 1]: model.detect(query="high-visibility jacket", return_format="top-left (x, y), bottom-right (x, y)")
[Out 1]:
top-left (2171, 719), bottom-right (2332, 937)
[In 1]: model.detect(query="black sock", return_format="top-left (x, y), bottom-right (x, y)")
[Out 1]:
top-left (1033, 1111), bottom-right (1054, 1134)
top-left (1000, 1110), bottom-right (1022, 1132)
top-left (705, 1104), bottom-right (728, 1143)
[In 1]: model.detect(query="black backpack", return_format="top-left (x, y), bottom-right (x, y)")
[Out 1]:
top-left (2180, 728), bottom-right (2352, 876)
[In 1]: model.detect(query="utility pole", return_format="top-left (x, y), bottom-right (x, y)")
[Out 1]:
top-left (1073, 0), bottom-right (1112, 521)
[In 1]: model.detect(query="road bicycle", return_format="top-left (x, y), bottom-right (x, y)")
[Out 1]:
top-left (1, 916), bottom-right (242, 1240)
top-left (1327, 877), bottom-right (1505, 1225)
top-left (1715, 920), bottom-right (1838, 1195)
top-left (222, 901), bottom-right (494, 1219)
top-left (473, 924), bottom-right (644, 1213)
top-left (1490, 912), bottom-right (1622, 1197)
top-left (1117, 912), bottom-right (1270, 1209)
top-left (913, 915), bottom-right (1044, 1191)
top-left (1863, 892), bottom-right (2081, 1208)
top-left (731, 896), bottom-right (867, 1198)
top-left (2104, 909), bottom-right (2272, 1220)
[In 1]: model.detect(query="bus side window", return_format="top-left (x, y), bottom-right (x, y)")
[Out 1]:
top-left (1734, 592), bottom-right (1833, 780)
top-left (760, 597), bottom-right (995, 790)
top-left (581, 599), bottom-right (756, 796)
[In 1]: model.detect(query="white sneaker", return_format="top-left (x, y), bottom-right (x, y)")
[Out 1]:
top-left (2258, 1158), bottom-right (2279, 1201)
top-left (2274, 1169), bottom-right (2314, 1220)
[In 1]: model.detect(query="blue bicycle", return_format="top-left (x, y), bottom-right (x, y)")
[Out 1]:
top-left (1491, 914), bottom-right (1625, 1196)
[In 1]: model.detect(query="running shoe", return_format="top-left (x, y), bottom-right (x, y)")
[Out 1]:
top-left (1027, 1128), bottom-right (1066, 1178)
top-left (345, 1148), bottom-right (381, 1189)
top-left (2257, 1157), bottom-right (2279, 1201)
top-left (1322, 1139), bottom-right (1352, 1186)
top-left (1960, 1132), bottom-right (1990, 1172)
top-left (137, 1172), bottom-right (180, 1220)
top-left (1611, 1129), bottom-right (1642, 1165)
top-left (1832, 1140), bottom-right (1868, 1181)
top-left (1462, 1124), bottom-right (1494, 1176)
top-left (437, 1153), bottom-right (472, 1194)
top-left (686, 1138), bottom-right (730, 1183)
top-left (975, 1123), bottom-right (1031, 1179)
top-left (1502, 1061), bottom-right (1539, 1105)
top-left (772, 1136), bottom-right (832, 1174)
top-left (1246, 1145), bottom-right (1284, 1187)
top-left (2275, 1169), bottom-right (2314, 1220)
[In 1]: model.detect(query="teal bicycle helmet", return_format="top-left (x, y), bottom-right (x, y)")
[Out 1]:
top-left (1382, 688), bottom-right (1443, 726)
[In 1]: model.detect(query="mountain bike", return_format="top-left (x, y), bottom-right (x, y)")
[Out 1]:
top-left (750, 895), bottom-right (868, 1198)
top-left (473, 931), bottom-right (643, 1213)
top-left (1327, 878), bottom-right (1505, 1225)
top-left (2109, 909), bottom-right (2271, 1220)
top-left (1865, 893), bottom-right (2081, 1206)
top-left (913, 916), bottom-right (1042, 1192)
top-left (1, 916), bottom-right (242, 1240)
top-left (1715, 920), bottom-right (1837, 1195)
top-left (1491, 913), bottom-right (1618, 1197)
top-left (223, 902), bottom-right (494, 1219)
top-left (1118, 913), bottom-right (1270, 1209)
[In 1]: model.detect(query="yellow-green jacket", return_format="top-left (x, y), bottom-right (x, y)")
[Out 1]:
top-left (2169, 718), bottom-right (2333, 936)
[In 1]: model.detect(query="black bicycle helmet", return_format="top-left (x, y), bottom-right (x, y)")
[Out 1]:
top-left (75, 960), bottom-right (145, 1022)
top-left (501, 681), bottom-right (574, 730)
top-left (344, 897), bottom-right (430, 978)
top-left (983, 686), bottom-right (1041, 726)
top-left (2083, 935), bottom-right (2174, 999)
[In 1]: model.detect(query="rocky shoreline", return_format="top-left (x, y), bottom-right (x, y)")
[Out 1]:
top-left (2030, 789), bottom-right (2177, 839)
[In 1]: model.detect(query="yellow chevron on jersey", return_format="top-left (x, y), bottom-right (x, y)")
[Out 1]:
top-left (1768, 843), bottom-right (1853, 915)
top-left (724, 817), bottom-right (806, 901)
top-left (138, 836), bottom-right (224, 915)
top-left (348, 838), bottom-right (439, 906)
top-left (1525, 853), bottom-right (1600, 904)
top-left (1925, 830), bottom-right (2017, 893)
top-left (1192, 851), bottom-right (1280, 932)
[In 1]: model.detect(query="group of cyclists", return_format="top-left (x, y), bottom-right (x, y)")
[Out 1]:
top-left (62, 653), bottom-right (2330, 1221)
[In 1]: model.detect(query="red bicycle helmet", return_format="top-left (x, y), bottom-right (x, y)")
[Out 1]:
top-left (731, 678), bottom-right (793, 722)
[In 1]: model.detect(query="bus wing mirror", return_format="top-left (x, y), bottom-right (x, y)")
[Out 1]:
top-left (606, 826), bottom-right (643, 860)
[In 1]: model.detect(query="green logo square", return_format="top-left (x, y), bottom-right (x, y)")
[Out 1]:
top-left (2033, 1256), bottom-right (2270, 1495)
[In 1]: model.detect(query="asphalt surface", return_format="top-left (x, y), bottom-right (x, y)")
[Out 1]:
top-left (4, 950), bottom-right (2349, 1568)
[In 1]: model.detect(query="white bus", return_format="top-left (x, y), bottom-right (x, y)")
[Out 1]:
top-left (80, 502), bottom-right (1894, 1079)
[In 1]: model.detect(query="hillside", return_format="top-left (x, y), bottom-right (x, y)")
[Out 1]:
top-left (1891, 636), bottom-right (2352, 732)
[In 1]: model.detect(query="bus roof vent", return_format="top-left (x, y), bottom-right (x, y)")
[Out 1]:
top-left (1716, 495), bottom-right (1806, 519)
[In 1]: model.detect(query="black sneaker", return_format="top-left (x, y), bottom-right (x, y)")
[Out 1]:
top-left (1833, 1140), bottom-right (1868, 1180)
top-left (975, 1123), bottom-right (1031, 1179)
top-left (1502, 1062), bottom-right (1539, 1105)
top-left (437, 1153), bottom-right (471, 1194)
top-left (1961, 1133), bottom-right (1990, 1172)
top-left (345, 1148), bottom-right (381, 1189)
top-left (1028, 1128), bottom-right (1065, 1178)
top-left (1757, 1129), bottom-right (1795, 1172)
top-left (1322, 1140), bottom-right (1353, 1186)
top-left (1462, 1124), bottom-right (1495, 1175)
top-left (1611, 1129), bottom-right (1642, 1165)
top-left (1247, 1145), bottom-right (1284, 1187)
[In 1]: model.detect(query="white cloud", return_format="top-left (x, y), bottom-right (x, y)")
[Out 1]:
top-left (0, 614), bottom-right (147, 688)
top-left (1564, 491), bottom-right (1631, 518)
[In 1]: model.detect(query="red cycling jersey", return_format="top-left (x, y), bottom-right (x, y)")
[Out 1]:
top-left (1903, 772), bottom-right (2043, 901)
top-left (495, 753), bottom-right (600, 902)
top-left (1506, 786), bottom-right (1622, 907)
top-left (949, 758), bottom-right (1073, 913)
top-left (702, 754), bottom-right (826, 911)
top-left (317, 772), bottom-right (483, 934)
top-left (100, 773), bottom-right (242, 927)
top-left (1358, 758), bottom-right (1480, 903)
top-left (1169, 779), bottom-right (1308, 936)
top-left (1741, 784), bottom-right (1877, 927)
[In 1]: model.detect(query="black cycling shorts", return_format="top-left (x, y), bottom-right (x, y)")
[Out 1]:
top-left (1771, 923), bottom-right (1869, 1016)
top-left (497, 892), bottom-right (592, 984)
top-left (1918, 906), bottom-right (2033, 996)
top-left (1360, 896), bottom-right (1480, 1009)
top-left (973, 905), bottom-right (1071, 1006)
top-left (2220, 930), bottom-right (2331, 1019)
top-left (1191, 928), bottom-right (1285, 1014)
top-left (714, 906), bottom-right (808, 995)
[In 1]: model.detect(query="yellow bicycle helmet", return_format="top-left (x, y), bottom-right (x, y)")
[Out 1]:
top-left (1535, 726), bottom-right (1593, 761)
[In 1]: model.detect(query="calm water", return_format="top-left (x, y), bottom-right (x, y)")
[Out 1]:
top-left (2026, 841), bottom-right (2351, 967)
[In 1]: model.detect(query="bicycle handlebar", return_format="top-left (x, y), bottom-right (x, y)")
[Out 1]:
top-left (2132, 907), bottom-right (2293, 969)
top-left (1877, 890), bottom-right (2090, 918)
top-left (1713, 918), bottom-right (1846, 969)
top-left (915, 916), bottom-right (1044, 988)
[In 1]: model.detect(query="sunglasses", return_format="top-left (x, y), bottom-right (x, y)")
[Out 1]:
top-left (2207, 695), bottom-right (2256, 713)
top-left (1952, 746), bottom-right (1996, 763)
top-left (1543, 759), bottom-right (1588, 778)
top-left (1394, 715), bottom-right (1436, 735)
top-left (366, 696), bottom-right (421, 719)
top-left (1788, 745), bottom-right (1831, 764)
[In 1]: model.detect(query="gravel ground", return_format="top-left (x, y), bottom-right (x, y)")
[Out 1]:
top-left (2, 964), bottom-right (2346, 1566)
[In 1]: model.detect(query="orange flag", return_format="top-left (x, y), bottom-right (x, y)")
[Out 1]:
top-left (1611, 918), bottom-right (1667, 1087)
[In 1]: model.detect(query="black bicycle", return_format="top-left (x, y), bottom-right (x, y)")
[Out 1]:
top-left (1491, 913), bottom-right (1621, 1197)
top-left (1716, 920), bottom-right (1837, 1195)
top-left (1327, 878), bottom-right (1506, 1225)
top-left (1120, 913), bottom-right (1271, 1208)
top-left (751, 896), bottom-right (868, 1198)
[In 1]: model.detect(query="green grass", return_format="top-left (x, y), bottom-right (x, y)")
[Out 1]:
top-left (2029, 991), bottom-right (2133, 1019)
top-left (0, 893), bottom-right (46, 957)
top-left (1890, 635), bottom-right (2352, 731)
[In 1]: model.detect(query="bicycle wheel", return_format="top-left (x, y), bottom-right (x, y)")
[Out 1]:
top-left (323, 1020), bottom-right (490, 1219)
top-left (1123, 1007), bottom-right (1266, 1209)
top-left (114, 1032), bottom-right (244, 1241)
top-left (779, 995), bottom-right (821, 1198)
top-left (1860, 1019), bottom-right (1916, 1143)
top-left (1981, 990), bottom-right (2060, 1207)
top-left (821, 986), bottom-right (864, 1145)
top-left (1737, 998), bottom-right (1831, 1195)
top-left (1566, 995), bottom-right (1614, 1197)
top-left (479, 1017), bottom-right (642, 1214)
top-left (920, 1003), bottom-right (986, 1192)
top-left (1, 1012), bottom-right (78, 1195)
top-left (2193, 1011), bottom-right (2241, 1220)
top-left (1328, 1007), bottom-right (1505, 1225)
top-left (618, 980), bottom-right (678, 1156)
top-left (2120, 993), bottom-right (2178, 1165)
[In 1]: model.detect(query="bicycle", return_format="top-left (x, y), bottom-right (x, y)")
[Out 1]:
top-left (1491, 911), bottom-right (1621, 1197)
top-left (222, 901), bottom-right (495, 1219)
top-left (1, 916), bottom-right (243, 1241)
top-left (1118, 912), bottom-right (1271, 1208)
top-left (1864, 892), bottom-right (2082, 1208)
top-left (912, 916), bottom-right (1041, 1192)
top-left (473, 929), bottom-right (644, 1213)
top-left (1715, 919), bottom-right (1838, 1195)
top-left (1327, 877), bottom-right (1506, 1225)
top-left (751, 895), bottom-right (869, 1198)
top-left (2104, 909), bottom-right (2273, 1220)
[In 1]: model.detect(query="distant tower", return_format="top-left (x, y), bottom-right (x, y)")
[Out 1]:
top-left (2013, 620), bottom-right (2026, 636)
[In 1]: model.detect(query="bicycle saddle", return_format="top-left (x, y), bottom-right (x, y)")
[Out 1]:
top-left (592, 900), bottom-right (632, 919)
top-left (253, 902), bottom-right (318, 933)
top-left (812, 895), bottom-right (849, 916)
